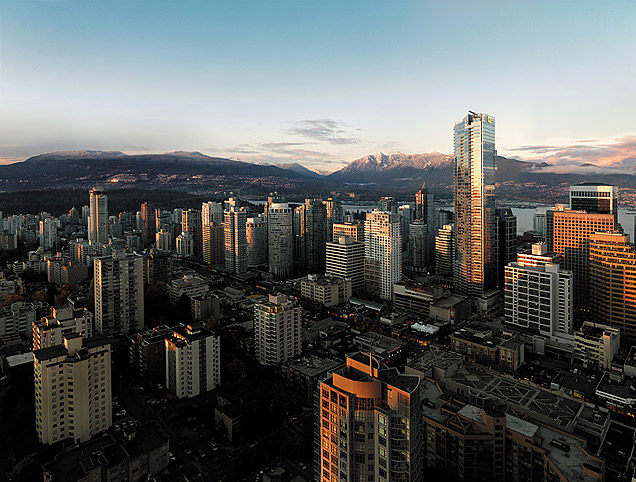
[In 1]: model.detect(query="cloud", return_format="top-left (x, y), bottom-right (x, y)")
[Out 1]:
top-left (505, 135), bottom-right (636, 174)
top-left (287, 119), bottom-right (361, 145)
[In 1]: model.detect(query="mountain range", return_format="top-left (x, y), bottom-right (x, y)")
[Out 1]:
top-left (1, 150), bottom-right (635, 201)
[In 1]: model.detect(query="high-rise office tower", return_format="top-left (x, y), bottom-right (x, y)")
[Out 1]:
top-left (268, 203), bottom-right (293, 279)
top-left (377, 196), bottom-right (396, 213)
top-left (81, 205), bottom-right (90, 226)
top-left (533, 212), bottom-right (547, 238)
top-left (364, 210), bottom-right (401, 300)
top-left (224, 206), bottom-right (248, 274)
top-left (34, 334), bottom-right (112, 445)
top-left (140, 202), bottom-right (156, 247)
top-left (399, 204), bottom-right (414, 250)
top-left (589, 232), bottom-right (636, 341)
top-left (435, 224), bottom-right (454, 276)
top-left (415, 183), bottom-right (428, 220)
top-left (39, 218), bottom-right (57, 250)
top-left (505, 243), bottom-right (573, 343)
top-left (165, 323), bottom-right (220, 398)
top-left (332, 221), bottom-right (364, 242)
top-left (254, 294), bottom-right (301, 365)
top-left (246, 215), bottom-right (267, 268)
top-left (326, 236), bottom-right (365, 295)
top-left (264, 192), bottom-right (283, 219)
top-left (453, 111), bottom-right (497, 297)
top-left (176, 231), bottom-right (194, 257)
top-left (201, 201), bottom-right (224, 226)
top-left (226, 196), bottom-right (241, 210)
top-left (317, 353), bottom-right (421, 482)
top-left (119, 211), bottom-right (136, 233)
top-left (94, 251), bottom-right (144, 335)
top-left (108, 216), bottom-right (123, 238)
top-left (144, 249), bottom-right (173, 285)
top-left (89, 187), bottom-right (108, 244)
top-left (155, 208), bottom-right (171, 231)
top-left (438, 208), bottom-right (453, 227)
top-left (323, 198), bottom-right (344, 238)
top-left (408, 221), bottom-right (428, 271)
top-left (548, 207), bottom-right (617, 305)
top-left (155, 229), bottom-right (173, 251)
top-left (202, 223), bottom-right (224, 265)
top-left (295, 199), bottom-right (328, 273)
top-left (569, 183), bottom-right (618, 216)
top-left (182, 209), bottom-right (202, 255)
top-left (496, 207), bottom-right (517, 286)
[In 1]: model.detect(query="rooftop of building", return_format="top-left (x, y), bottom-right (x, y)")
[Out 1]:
top-left (168, 323), bottom-right (215, 346)
top-left (596, 372), bottom-right (636, 401)
top-left (432, 293), bottom-right (469, 308)
top-left (576, 322), bottom-right (618, 339)
top-left (408, 346), bottom-right (464, 373)
top-left (450, 327), bottom-right (507, 348)
top-left (283, 355), bottom-right (342, 377)
top-left (170, 274), bottom-right (208, 287)
top-left (571, 182), bottom-right (615, 187)
top-left (42, 423), bottom-right (168, 480)
top-left (33, 335), bottom-right (112, 362)
top-left (302, 274), bottom-right (349, 286)
top-left (353, 331), bottom-right (402, 355)
top-left (129, 325), bottom-right (173, 344)
top-left (447, 364), bottom-right (583, 430)
top-left (421, 395), bottom-right (603, 481)
top-left (340, 352), bottom-right (420, 394)
top-left (256, 293), bottom-right (298, 311)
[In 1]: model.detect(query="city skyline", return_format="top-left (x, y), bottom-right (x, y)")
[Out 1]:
top-left (1, 1), bottom-right (635, 172)
top-left (1, 2), bottom-right (636, 481)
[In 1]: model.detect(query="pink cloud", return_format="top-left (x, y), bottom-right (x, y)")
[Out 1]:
top-left (507, 135), bottom-right (636, 173)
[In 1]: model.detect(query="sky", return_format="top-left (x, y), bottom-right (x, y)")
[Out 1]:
top-left (0, 0), bottom-right (635, 173)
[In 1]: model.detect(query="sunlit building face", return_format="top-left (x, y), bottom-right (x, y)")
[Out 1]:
top-left (453, 112), bottom-right (497, 297)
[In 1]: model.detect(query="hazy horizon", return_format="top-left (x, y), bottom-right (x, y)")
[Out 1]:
top-left (1, 1), bottom-right (635, 173)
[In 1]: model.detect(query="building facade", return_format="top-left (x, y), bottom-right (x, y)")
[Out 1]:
top-left (202, 223), bottom-right (224, 265)
top-left (435, 224), bottom-right (454, 276)
top-left (89, 187), bottom-right (108, 245)
top-left (364, 210), bottom-right (402, 300)
top-left (317, 353), bottom-right (422, 482)
top-left (326, 236), bottom-right (365, 295)
top-left (505, 243), bottom-right (573, 343)
top-left (300, 274), bottom-right (352, 307)
top-left (165, 324), bottom-right (220, 398)
top-left (453, 112), bottom-right (497, 297)
top-left (246, 215), bottom-right (267, 267)
top-left (34, 335), bottom-right (112, 445)
top-left (574, 322), bottom-right (621, 370)
top-left (548, 207), bottom-right (617, 305)
top-left (182, 209), bottom-right (202, 255)
top-left (140, 202), bottom-right (156, 247)
top-left (332, 221), bottom-right (364, 242)
top-left (268, 203), bottom-right (293, 279)
top-left (94, 252), bottom-right (144, 335)
top-left (224, 206), bottom-right (248, 274)
top-left (589, 232), bottom-right (636, 341)
top-left (254, 294), bottom-right (301, 365)
top-left (569, 183), bottom-right (618, 216)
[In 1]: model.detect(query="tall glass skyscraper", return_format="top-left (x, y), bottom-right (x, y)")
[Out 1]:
top-left (453, 111), bottom-right (497, 297)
